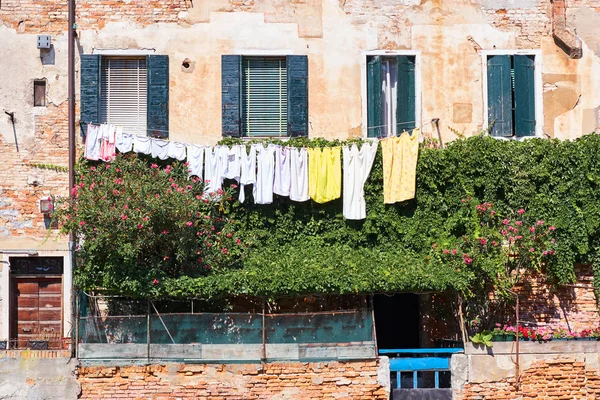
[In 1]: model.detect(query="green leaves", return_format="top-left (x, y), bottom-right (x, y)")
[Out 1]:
top-left (55, 133), bottom-right (600, 300)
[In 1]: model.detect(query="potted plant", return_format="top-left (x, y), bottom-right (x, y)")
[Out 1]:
top-left (470, 330), bottom-right (493, 348)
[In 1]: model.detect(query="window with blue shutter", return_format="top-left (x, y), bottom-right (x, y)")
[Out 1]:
top-left (147, 55), bottom-right (169, 138)
top-left (286, 55), bottom-right (308, 137)
top-left (366, 55), bottom-right (416, 138)
top-left (80, 55), bottom-right (101, 137)
top-left (487, 54), bottom-right (535, 137)
top-left (80, 54), bottom-right (169, 138)
top-left (367, 56), bottom-right (382, 138)
top-left (221, 55), bottom-right (242, 137)
top-left (221, 55), bottom-right (308, 137)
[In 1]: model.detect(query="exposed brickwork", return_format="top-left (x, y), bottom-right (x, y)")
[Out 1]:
top-left (1, 350), bottom-right (71, 359)
top-left (479, 1), bottom-right (551, 48)
top-left (517, 266), bottom-right (599, 333)
top-left (0, 103), bottom-right (69, 238)
top-left (0, 0), bottom-right (191, 34)
top-left (459, 358), bottom-right (600, 399)
top-left (78, 361), bottom-right (388, 399)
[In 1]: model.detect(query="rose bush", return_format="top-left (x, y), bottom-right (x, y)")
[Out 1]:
top-left (54, 154), bottom-right (246, 298)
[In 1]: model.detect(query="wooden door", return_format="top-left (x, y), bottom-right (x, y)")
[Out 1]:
top-left (12, 278), bottom-right (62, 349)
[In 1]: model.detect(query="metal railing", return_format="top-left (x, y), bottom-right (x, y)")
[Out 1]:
top-left (379, 348), bottom-right (463, 389)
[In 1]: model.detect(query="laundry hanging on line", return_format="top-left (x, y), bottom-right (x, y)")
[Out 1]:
top-left (381, 129), bottom-right (419, 204)
top-left (84, 123), bottom-right (414, 219)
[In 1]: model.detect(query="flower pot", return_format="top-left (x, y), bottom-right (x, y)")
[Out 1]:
top-left (28, 340), bottom-right (48, 350)
top-left (492, 334), bottom-right (506, 342)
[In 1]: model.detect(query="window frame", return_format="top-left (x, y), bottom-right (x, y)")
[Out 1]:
top-left (361, 50), bottom-right (421, 138)
top-left (99, 56), bottom-right (148, 136)
top-left (481, 49), bottom-right (543, 140)
top-left (33, 80), bottom-right (47, 107)
top-left (233, 50), bottom-right (296, 139)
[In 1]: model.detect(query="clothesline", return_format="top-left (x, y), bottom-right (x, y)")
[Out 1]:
top-left (84, 123), bottom-right (419, 220)
top-left (80, 119), bottom-right (439, 141)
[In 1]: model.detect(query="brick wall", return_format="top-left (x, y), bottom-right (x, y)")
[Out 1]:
top-left (0, 0), bottom-right (191, 33)
top-left (0, 103), bottom-right (69, 239)
top-left (517, 265), bottom-right (599, 333)
top-left (459, 358), bottom-right (600, 399)
top-left (78, 361), bottom-right (388, 399)
top-left (479, 1), bottom-right (551, 48)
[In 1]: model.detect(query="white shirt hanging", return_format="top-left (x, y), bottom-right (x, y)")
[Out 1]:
top-left (116, 128), bottom-right (132, 154)
top-left (133, 135), bottom-right (151, 155)
top-left (84, 124), bottom-right (102, 161)
top-left (254, 144), bottom-right (276, 205)
top-left (186, 144), bottom-right (204, 178)
top-left (274, 146), bottom-right (291, 197)
top-left (151, 138), bottom-right (170, 160)
top-left (342, 140), bottom-right (378, 220)
top-left (290, 147), bottom-right (309, 202)
top-left (221, 145), bottom-right (242, 182)
top-left (167, 141), bottom-right (187, 161)
top-left (204, 146), bottom-right (227, 195)
top-left (239, 145), bottom-right (257, 203)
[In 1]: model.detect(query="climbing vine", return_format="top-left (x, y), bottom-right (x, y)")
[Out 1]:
top-left (55, 133), bottom-right (600, 299)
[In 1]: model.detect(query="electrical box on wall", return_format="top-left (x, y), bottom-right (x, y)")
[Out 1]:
top-left (37, 35), bottom-right (51, 49)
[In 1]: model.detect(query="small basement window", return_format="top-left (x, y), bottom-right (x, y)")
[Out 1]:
top-left (34, 80), bottom-right (46, 107)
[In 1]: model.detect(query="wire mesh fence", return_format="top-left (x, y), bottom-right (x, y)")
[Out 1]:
top-left (77, 294), bottom-right (376, 362)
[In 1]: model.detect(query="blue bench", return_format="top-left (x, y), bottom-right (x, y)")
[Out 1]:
top-left (378, 348), bottom-right (463, 389)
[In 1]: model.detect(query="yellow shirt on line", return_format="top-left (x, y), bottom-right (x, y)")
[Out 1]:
top-left (308, 147), bottom-right (341, 204)
top-left (382, 129), bottom-right (419, 204)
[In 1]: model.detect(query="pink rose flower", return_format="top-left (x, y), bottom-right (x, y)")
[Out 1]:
top-left (517, 209), bottom-right (525, 215)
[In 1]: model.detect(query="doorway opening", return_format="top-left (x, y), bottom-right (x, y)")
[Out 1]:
top-left (373, 293), bottom-right (420, 349)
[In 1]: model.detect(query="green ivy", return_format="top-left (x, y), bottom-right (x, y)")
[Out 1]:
top-left (61, 134), bottom-right (600, 299)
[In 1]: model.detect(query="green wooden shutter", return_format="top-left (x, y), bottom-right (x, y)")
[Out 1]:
top-left (222, 55), bottom-right (242, 137)
top-left (146, 55), bottom-right (169, 138)
top-left (80, 54), bottom-right (101, 137)
top-left (367, 56), bottom-right (382, 138)
top-left (513, 55), bottom-right (536, 137)
top-left (396, 55), bottom-right (416, 133)
top-left (287, 55), bottom-right (309, 137)
top-left (487, 55), bottom-right (513, 137)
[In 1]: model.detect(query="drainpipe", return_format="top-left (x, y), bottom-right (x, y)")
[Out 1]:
top-left (68, 0), bottom-right (76, 356)
top-left (551, 0), bottom-right (582, 59)
top-left (509, 290), bottom-right (520, 385)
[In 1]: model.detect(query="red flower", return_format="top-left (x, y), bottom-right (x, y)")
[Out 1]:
top-left (151, 164), bottom-right (159, 169)
top-left (517, 208), bottom-right (525, 215)
top-left (152, 279), bottom-right (159, 285)
top-left (186, 221), bottom-right (193, 227)
top-left (137, 224), bottom-right (143, 229)
top-left (120, 214), bottom-right (128, 220)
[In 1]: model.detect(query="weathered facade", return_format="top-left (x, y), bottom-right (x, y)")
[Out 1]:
top-left (1, 0), bottom-right (600, 397)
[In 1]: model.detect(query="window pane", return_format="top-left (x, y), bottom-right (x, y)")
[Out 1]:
top-left (242, 57), bottom-right (288, 137)
top-left (100, 57), bottom-right (148, 136)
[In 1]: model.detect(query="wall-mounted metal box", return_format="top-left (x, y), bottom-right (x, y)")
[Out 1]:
top-left (37, 35), bottom-right (51, 49)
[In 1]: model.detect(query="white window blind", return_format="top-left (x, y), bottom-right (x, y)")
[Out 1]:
top-left (100, 57), bottom-right (147, 136)
top-left (242, 57), bottom-right (288, 137)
